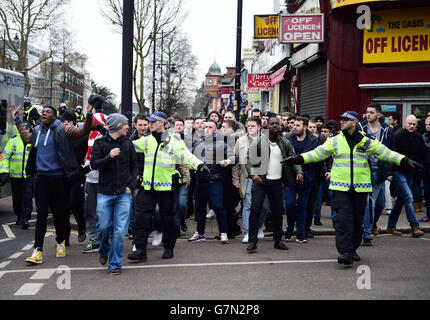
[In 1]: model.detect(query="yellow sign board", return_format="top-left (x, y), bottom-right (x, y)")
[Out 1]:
top-left (254, 15), bottom-right (279, 39)
top-left (330, 0), bottom-right (384, 9)
top-left (363, 7), bottom-right (430, 64)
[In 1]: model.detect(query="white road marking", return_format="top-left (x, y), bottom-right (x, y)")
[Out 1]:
top-left (0, 238), bottom-right (13, 244)
top-left (0, 271), bottom-right (5, 279)
top-left (22, 244), bottom-right (34, 251)
top-left (30, 269), bottom-right (56, 280)
top-left (0, 261), bottom-right (12, 268)
top-left (14, 283), bottom-right (44, 296)
top-left (9, 252), bottom-right (23, 259)
top-left (421, 237), bottom-right (430, 241)
top-left (2, 224), bottom-right (15, 239)
top-left (0, 259), bottom-right (337, 276)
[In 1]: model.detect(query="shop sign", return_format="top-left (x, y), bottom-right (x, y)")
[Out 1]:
top-left (270, 66), bottom-right (287, 87)
top-left (279, 14), bottom-right (324, 43)
top-left (363, 8), bottom-right (430, 64)
top-left (254, 15), bottom-right (279, 39)
top-left (248, 93), bottom-right (260, 102)
top-left (248, 74), bottom-right (273, 92)
top-left (330, 0), bottom-right (384, 9)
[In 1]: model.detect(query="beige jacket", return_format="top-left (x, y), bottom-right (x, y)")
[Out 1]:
top-left (232, 134), bottom-right (254, 198)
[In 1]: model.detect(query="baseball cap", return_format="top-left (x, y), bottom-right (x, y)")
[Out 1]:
top-left (337, 111), bottom-right (360, 122)
top-left (147, 112), bottom-right (168, 123)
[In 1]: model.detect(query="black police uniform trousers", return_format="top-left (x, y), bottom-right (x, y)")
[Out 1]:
top-left (133, 189), bottom-right (177, 250)
top-left (10, 177), bottom-right (33, 221)
top-left (331, 189), bottom-right (368, 255)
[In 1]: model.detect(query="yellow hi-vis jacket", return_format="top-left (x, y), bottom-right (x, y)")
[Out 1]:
top-left (134, 132), bottom-right (202, 191)
top-left (301, 131), bottom-right (405, 193)
top-left (0, 135), bottom-right (31, 178)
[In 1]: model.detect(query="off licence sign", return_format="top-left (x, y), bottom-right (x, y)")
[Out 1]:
top-left (280, 14), bottom-right (324, 43)
top-left (254, 15), bottom-right (279, 39)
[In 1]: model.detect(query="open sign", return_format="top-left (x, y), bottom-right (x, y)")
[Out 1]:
top-left (279, 14), bottom-right (324, 44)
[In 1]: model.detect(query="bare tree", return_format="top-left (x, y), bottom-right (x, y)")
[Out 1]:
top-left (159, 29), bottom-right (198, 117)
top-left (50, 27), bottom-right (74, 103)
top-left (0, 0), bottom-right (69, 94)
top-left (100, 0), bottom-right (186, 113)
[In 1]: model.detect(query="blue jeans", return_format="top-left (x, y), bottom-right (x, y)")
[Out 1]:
top-left (411, 175), bottom-right (423, 203)
top-left (174, 184), bottom-right (189, 231)
top-left (284, 184), bottom-right (311, 236)
top-left (388, 172), bottom-right (419, 228)
top-left (97, 192), bottom-right (131, 270)
top-left (242, 179), bottom-right (269, 235)
top-left (363, 171), bottom-right (385, 239)
top-left (195, 181), bottom-right (227, 234)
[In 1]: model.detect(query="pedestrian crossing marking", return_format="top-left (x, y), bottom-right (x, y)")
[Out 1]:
top-left (30, 269), bottom-right (56, 280)
top-left (14, 283), bottom-right (44, 296)
top-left (9, 252), bottom-right (23, 259)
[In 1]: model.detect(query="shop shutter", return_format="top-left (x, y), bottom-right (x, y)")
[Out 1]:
top-left (299, 57), bottom-right (327, 119)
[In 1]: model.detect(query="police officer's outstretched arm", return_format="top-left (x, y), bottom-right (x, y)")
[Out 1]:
top-left (281, 136), bottom-right (335, 166)
top-left (366, 138), bottom-right (405, 166)
top-left (174, 137), bottom-right (202, 170)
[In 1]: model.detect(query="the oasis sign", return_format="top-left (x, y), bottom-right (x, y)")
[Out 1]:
top-left (330, 0), bottom-right (384, 9)
top-left (363, 8), bottom-right (430, 64)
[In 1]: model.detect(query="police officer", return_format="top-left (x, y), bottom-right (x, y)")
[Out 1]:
top-left (128, 112), bottom-right (208, 262)
top-left (282, 111), bottom-right (422, 265)
top-left (0, 122), bottom-right (33, 229)
top-left (57, 103), bottom-right (67, 118)
top-left (23, 100), bottom-right (40, 126)
top-left (75, 106), bottom-right (85, 123)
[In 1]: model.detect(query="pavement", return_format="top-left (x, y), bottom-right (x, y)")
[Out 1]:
top-left (1, 194), bottom-right (429, 239)
top-left (70, 199), bottom-right (430, 239)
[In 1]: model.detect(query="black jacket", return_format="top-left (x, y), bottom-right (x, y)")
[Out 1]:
top-left (90, 134), bottom-right (137, 195)
top-left (361, 121), bottom-right (395, 183)
top-left (393, 129), bottom-right (425, 176)
top-left (423, 131), bottom-right (430, 168)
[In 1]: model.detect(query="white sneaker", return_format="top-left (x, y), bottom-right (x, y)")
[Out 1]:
top-left (188, 232), bottom-right (206, 242)
top-left (220, 233), bottom-right (229, 244)
top-left (242, 235), bottom-right (249, 243)
top-left (206, 209), bottom-right (215, 219)
top-left (258, 228), bottom-right (265, 239)
top-left (152, 231), bottom-right (163, 247)
top-left (132, 244), bottom-right (137, 252)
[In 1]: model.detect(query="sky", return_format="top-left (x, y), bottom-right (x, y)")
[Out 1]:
top-left (69, 0), bottom-right (277, 105)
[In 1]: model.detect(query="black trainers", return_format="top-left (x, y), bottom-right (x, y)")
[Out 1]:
top-left (128, 249), bottom-right (147, 262)
top-left (78, 231), bottom-right (86, 243)
top-left (247, 243), bottom-right (257, 253)
top-left (81, 243), bottom-right (100, 253)
top-left (352, 252), bottom-right (361, 262)
top-left (285, 229), bottom-right (294, 241)
top-left (304, 229), bottom-right (314, 238)
top-left (162, 248), bottom-right (174, 259)
top-left (362, 238), bottom-right (372, 247)
top-left (22, 219), bottom-right (30, 230)
top-left (337, 253), bottom-right (353, 265)
top-left (314, 217), bottom-right (322, 226)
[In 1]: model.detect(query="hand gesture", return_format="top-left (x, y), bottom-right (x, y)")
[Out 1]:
top-left (110, 148), bottom-right (121, 159)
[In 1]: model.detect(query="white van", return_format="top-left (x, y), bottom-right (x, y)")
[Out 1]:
top-left (0, 68), bottom-right (25, 197)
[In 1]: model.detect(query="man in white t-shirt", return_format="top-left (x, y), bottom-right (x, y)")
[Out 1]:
top-left (246, 117), bottom-right (304, 253)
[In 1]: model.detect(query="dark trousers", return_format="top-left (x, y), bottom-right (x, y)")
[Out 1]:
top-left (65, 179), bottom-right (86, 240)
top-left (10, 177), bottom-right (33, 221)
top-left (223, 181), bottom-right (242, 237)
top-left (34, 174), bottom-right (69, 250)
top-left (187, 171), bottom-right (197, 218)
top-left (134, 189), bottom-right (177, 250)
top-left (249, 179), bottom-right (283, 245)
top-left (305, 181), bottom-right (320, 230)
top-left (331, 190), bottom-right (368, 255)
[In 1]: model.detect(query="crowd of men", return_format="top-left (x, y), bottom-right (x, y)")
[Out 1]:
top-left (2, 97), bottom-right (429, 275)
